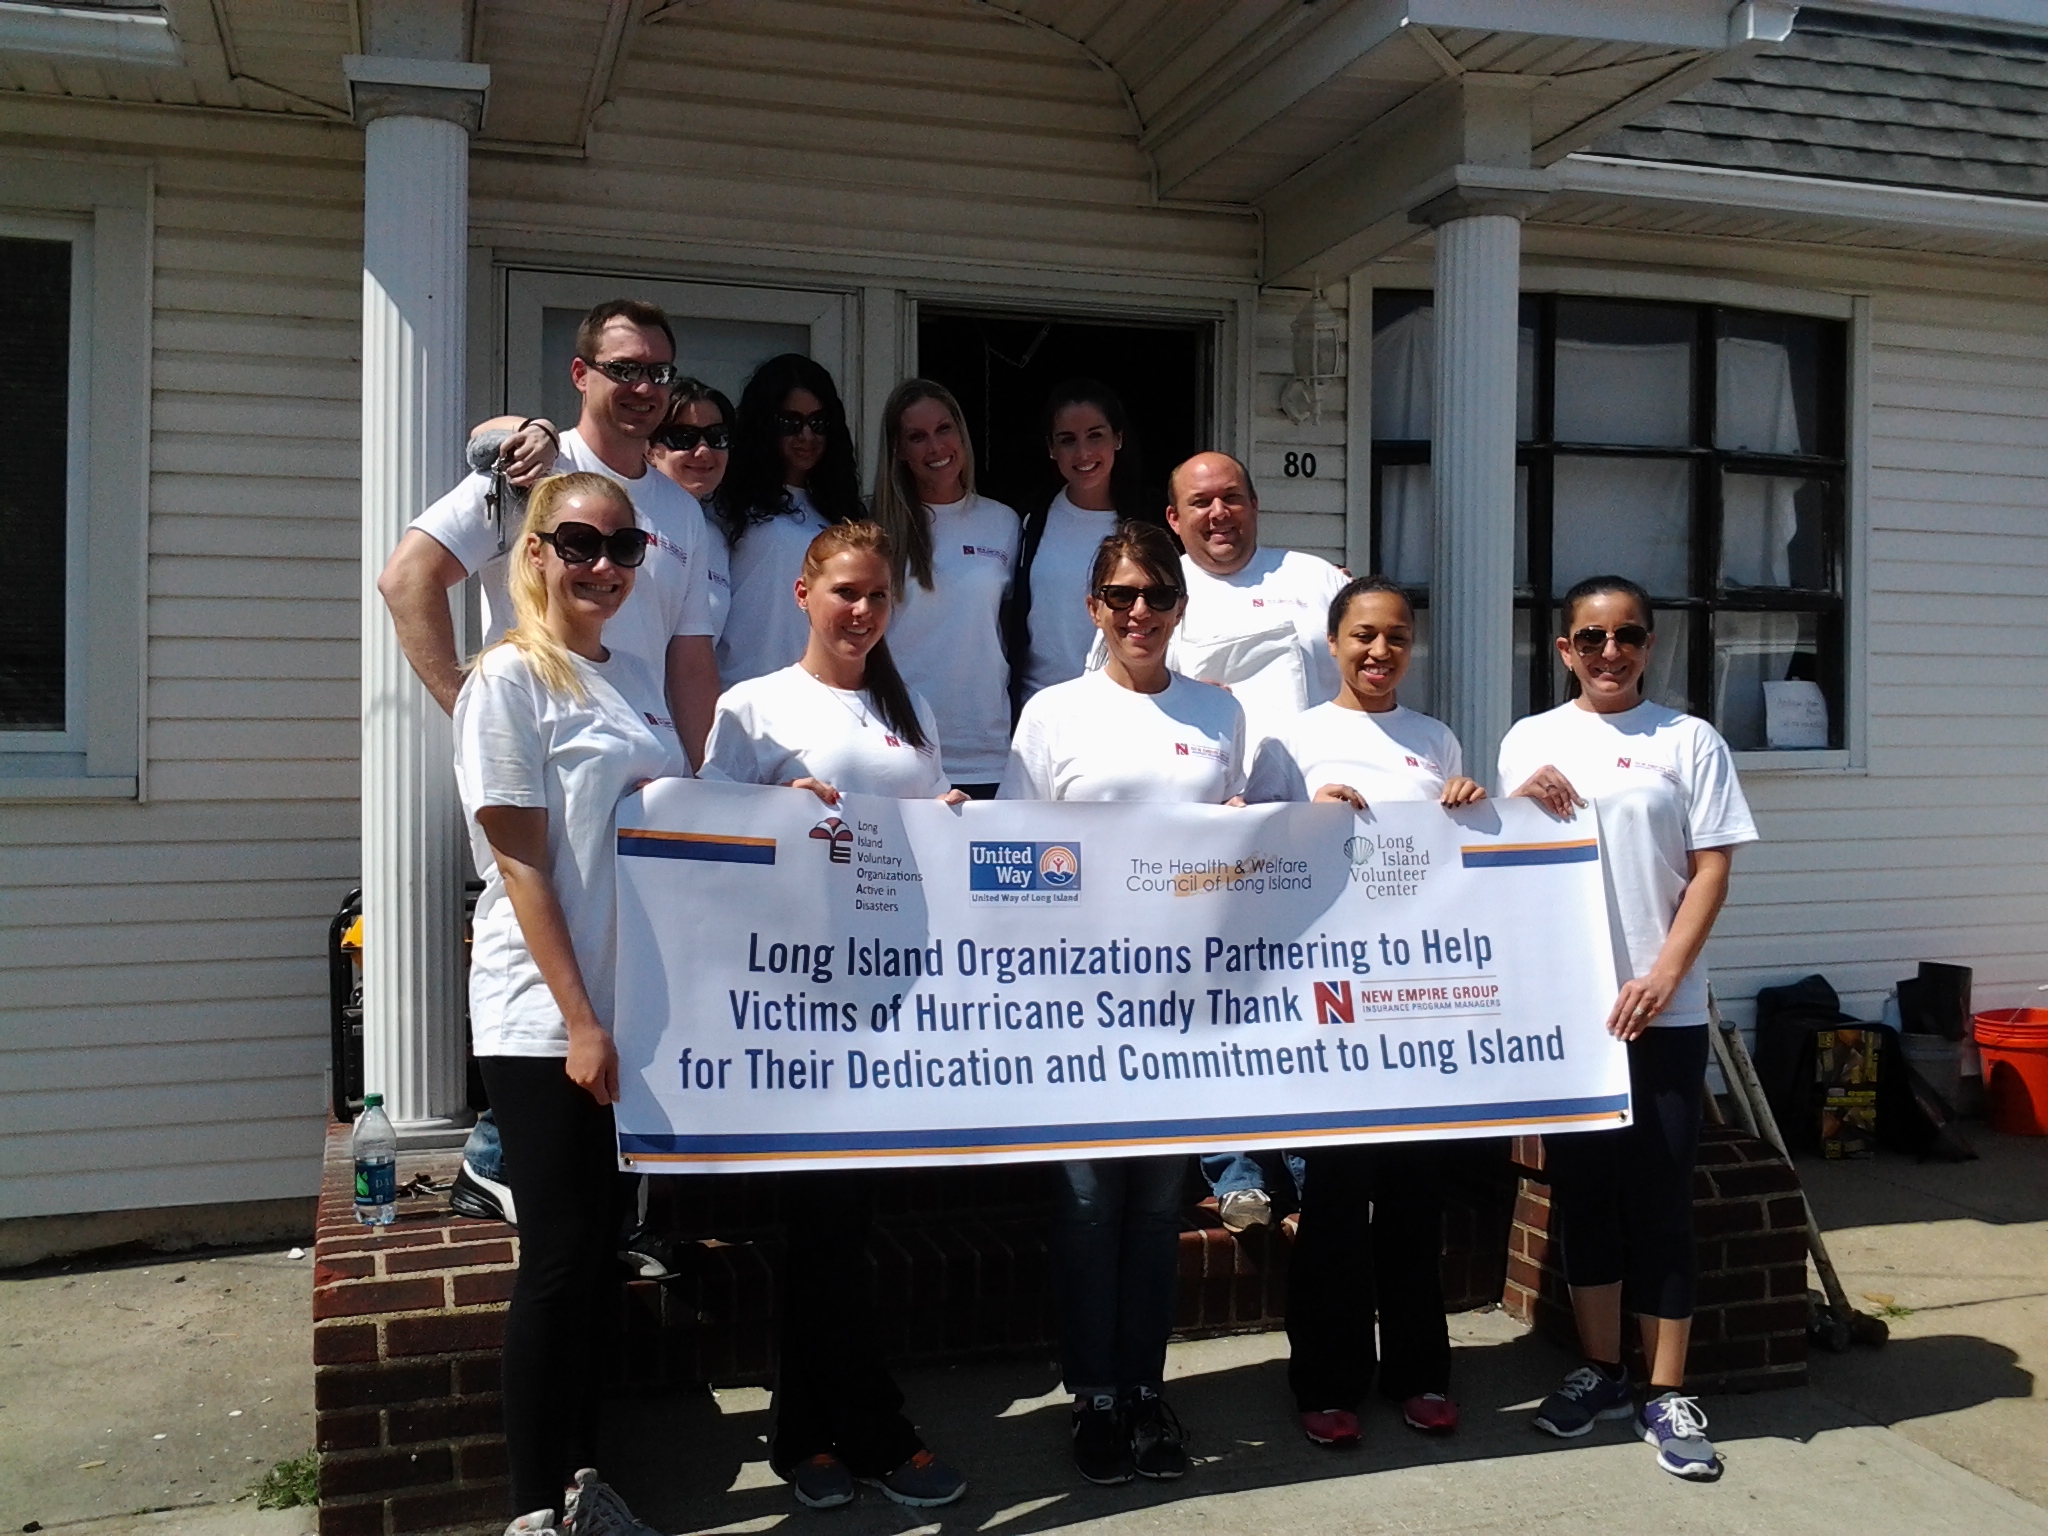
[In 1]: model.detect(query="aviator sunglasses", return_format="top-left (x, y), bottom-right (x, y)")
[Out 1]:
top-left (774, 410), bottom-right (832, 438)
top-left (582, 357), bottom-right (681, 389)
top-left (1093, 582), bottom-right (1185, 612)
top-left (539, 521), bottom-right (651, 569)
top-left (1569, 623), bottom-right (1650, 655)
top-left (654, 423), bottom-right (731, 453)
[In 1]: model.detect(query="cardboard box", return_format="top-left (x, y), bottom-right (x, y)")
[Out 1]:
top-left (1815, 1028), bottom-right (1882, 1089)
top-left (1821, 1089), bottom-right (1877, 1159)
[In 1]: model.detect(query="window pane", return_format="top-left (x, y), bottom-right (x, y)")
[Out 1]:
top-left (0, 236), bottom-right (71, 730)
top-left (1377, 462), bottom-right (1528, 587)
top-left (1513, 605), bottom-right (1532, 721)
top-left (1721, 471), bottom-right (1830, 590)
top-left (1714, 611), bottom-right (1826, 751)
top-left (1403, 605), bottom-right (1433, 717)
top-left (1717, 309), bottom-right (1835, 456)
top-left (1552, 455), bottom-right (1693, 598)
top-left (1369, 293), bottom-right (1539, 441)
top-left (1554, 300), bottom-right (1694, 447)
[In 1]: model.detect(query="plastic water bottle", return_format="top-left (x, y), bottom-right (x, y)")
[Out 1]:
top-left (352, 1093), bottom-right (398, 1227)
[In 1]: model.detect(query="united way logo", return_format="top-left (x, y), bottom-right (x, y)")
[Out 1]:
top-left (970, 841), bottom-right (1082, 893)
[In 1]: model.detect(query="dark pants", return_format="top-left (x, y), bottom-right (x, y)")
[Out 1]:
top-left (1051, 1156), bottom-right (1188, 1398)
top-left (768, 1172), bottom-right (923, 1477)
top-left (1285, 1142), bottom-right (1451, 1410)
top-left (480, 1057), bottom-right (623, 1516)
top-left (1546, 1025), bottom-right (1710, 1321)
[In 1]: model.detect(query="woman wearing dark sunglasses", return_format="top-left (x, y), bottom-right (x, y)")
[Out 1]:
top-left (455, 472), bottom-right (687, 1536)
top-left (999, 522), bottom-right (1244, 1488)
top-left (715, 354), bottom-right (865, 686)
top-left (1497, 574), bottom-right (1756, 1484)
top-left (872, 379), bottom-right (1021, 797)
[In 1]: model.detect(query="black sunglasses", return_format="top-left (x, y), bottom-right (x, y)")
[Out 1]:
top-left (655, 423), bottom-right (731, 452)
top-left (1569, 623), bottom-right (1650, 655)
top-left (583, 357), bottom-right (680, 389)
top-left (1093, 583), bottom-right (1184, 612)
top-left (540, 521), bottom-right (650, 569)
top-left (774, 410), bottom-right (832, 438)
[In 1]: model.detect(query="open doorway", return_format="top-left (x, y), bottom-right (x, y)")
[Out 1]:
top-left (916, 310), bottom-right (1211, 518)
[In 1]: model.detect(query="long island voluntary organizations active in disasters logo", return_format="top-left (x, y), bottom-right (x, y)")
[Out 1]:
top-left (968, 841), bottom-right (1081, 904)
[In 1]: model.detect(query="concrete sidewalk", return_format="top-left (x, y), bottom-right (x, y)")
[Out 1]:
top-left (5, 1133), bottom-right (2042, 1536)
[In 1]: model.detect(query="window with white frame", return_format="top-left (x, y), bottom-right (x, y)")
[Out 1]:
top-left (0, 159), bottom-right (149, 799)
top-left (1371, 292), bottom-right (1848, 751)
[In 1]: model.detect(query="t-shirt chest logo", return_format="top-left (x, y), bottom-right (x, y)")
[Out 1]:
top-left (1616, 755), bottom-right (1680, 785)
top-left (884, 734), bottom-right (902, 749)
top-left (644, 711), bottom-right (673, 732)
top-left (1404, 754), bottom-right (1440, 774)
top-left (1175, 740), bottom-right (1228, 765)
top-left (961, 543), bottom-right (1009, 564)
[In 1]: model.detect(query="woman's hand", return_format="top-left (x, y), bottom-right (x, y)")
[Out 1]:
top-left (1224, 795), bottom-right (1248, 808)
top-left (498, 419), bottom-right (560, 487)
top-left (788, 776), bottom-right (841, 805)
top-left (1312, 783), bottom-right (1367, 811)
top-left (937, 788), bottom-right (969, 806)
top-left (565, 1022), bottom-right (621, 1105)
top-left (1439, 776), bottom-right (1487, 808)
top-left (1511, 765), bottom-right (1585, 820)
top-left (1607, 968), bottom-right (1681, 1040)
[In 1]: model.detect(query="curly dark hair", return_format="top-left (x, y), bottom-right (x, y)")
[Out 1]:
top-left (715, 353), bottom-right (864, 547)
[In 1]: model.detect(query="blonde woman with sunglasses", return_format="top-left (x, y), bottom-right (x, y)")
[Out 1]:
top-left (455, 472), bottom-right (688, 1536)
top-left (1498, 574), bottom-right (1757, 1484)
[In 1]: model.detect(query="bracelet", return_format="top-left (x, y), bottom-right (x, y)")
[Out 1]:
top-left (518, 417), bottom-right (560, 449)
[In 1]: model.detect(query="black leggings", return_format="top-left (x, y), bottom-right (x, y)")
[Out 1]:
top-left (1544, 1025), bottom-right (1709, 1321)
top-left (479, 1056), bottom-right (623, 1515)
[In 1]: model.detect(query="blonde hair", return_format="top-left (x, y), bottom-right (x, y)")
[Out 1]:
top-left (480, 471), bottom-right (635, 700)
top-left (870, 378), bottom-right (976, 593)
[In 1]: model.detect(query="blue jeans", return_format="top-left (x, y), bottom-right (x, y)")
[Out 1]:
top-left (1200, 1150), bottom-right (1303, 1199)
top-left (1051, 1156), bottom-right (1189, 1398)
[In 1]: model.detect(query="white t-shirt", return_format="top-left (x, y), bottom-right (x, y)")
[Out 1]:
top-left (699, 663), bottom-right (950, 799)
top-left (999, 670), bottom-right (1245, 804)
top-left (1170, 546), bottom-right (1349, 761)
top-left (1023, 489), bottom-right (1121, 700)
top-left (411, 428), bottom-right (718, 678)
top-left (1496, 700), bottom-right (1759, 1029)
top-left (886, 494), bottom-right (1021, 784)
top-left (455, 645), bottom-right (690, 1057)
top-left (1245, 702), bottom-right (1463, 805)
top-left (713, 488), bottom-right (831, 688)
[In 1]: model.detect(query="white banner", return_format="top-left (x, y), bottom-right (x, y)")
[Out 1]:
top-left (613, 780), bottom-right (1630, 1172)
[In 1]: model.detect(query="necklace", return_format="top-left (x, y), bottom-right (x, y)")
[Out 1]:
top-left (803, 664), bottom-right (880, 733)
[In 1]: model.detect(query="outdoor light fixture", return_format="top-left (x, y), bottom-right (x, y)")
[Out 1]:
top-left (1280, 284), bottom-right (1345, 425)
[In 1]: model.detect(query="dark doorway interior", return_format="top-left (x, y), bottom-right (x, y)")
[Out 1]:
top-left (916, 310), bottom-right (1210, 519)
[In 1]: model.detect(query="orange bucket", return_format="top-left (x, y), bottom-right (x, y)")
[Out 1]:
top-left (1973, 1008), bottom-right (2048, 1136)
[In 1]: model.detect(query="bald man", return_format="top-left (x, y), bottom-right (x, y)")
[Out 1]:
top-left (1164, 451), bottom-right (1348, 767)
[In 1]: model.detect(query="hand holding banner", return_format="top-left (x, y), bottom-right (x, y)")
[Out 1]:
top-left (613, 781), bottom-right (1629, 1172)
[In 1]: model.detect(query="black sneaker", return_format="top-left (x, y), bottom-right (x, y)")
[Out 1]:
top-left (449, 1160), bottom-right (516, 1225)
top-left (1071, 1394), bottom-right (1133, 1485)
top-left (618, 1227), bottom-right (680, 1281)
top-left (1127, 1388), bottom-right (1188, 1480)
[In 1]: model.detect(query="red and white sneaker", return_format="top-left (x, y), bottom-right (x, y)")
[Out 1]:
top-left (1401, 1393), bottom-right (1459, 1434)
top-left (1299, 1408), bottom-right (1361, 1448)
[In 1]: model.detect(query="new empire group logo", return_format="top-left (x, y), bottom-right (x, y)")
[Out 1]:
top-left (968, 841), bottom-right (1081, 896)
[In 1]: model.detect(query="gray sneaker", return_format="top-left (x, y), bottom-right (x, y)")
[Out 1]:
top-left (561, 1469), bottom-right (663, 1536)
top-left (1532, 1364), bottom-right (1634, 1438)
top-left (1639, 1392), bottom-right (1722, 1481)
top-left (503, 1511), bottom-right (557, 1536)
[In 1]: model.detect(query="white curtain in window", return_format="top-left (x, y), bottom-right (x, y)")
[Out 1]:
top-left (1552, 456), bottom-right (1692, 597)
top-left (1554, 339), bottom-right (1690, 446)
top-left (1716, 337), bottom-right (1804, 588)
top-left (1714, 611), bottom-right (1810, 750)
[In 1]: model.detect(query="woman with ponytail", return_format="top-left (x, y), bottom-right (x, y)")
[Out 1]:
top-left (870, 378), bottom-right (1020, 796)
top-left (698, 520), bottom-right (969, 1513)
top-left (455, 472), bottom-right (686, 1536)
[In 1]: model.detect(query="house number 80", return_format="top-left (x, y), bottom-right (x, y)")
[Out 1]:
top-left (1283, 451), bottom-right (1317, 478)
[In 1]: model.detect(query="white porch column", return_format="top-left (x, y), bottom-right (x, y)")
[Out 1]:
top-left (347, 56), bottom-right (488, 1141)
top-left (1417, 202), bottom-right (1525, 784)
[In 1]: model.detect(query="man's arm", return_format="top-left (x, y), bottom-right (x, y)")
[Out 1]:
top-left (666, 633), bottom-right (720, 771)
top-left (377, 530), bottom-right (471, 716)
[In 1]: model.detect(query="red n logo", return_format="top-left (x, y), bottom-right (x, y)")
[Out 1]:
top-left (1313, 981), bottom-right (1354, 1025)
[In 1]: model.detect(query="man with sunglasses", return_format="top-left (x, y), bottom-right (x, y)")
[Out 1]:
top-left (381, 298), bottom-right (722, 767)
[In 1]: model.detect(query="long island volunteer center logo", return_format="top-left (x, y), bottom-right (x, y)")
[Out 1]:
top-left (1343, 826), bottom-right (1433, 901)
top-left (968, 841), bottom-right (1081, 904)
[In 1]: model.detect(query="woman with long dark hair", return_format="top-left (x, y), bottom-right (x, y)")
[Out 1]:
top-left (1501, 574), bottom-right (1756, 1482)
top-left (713, 354), bottom-right (865, 687)
top-left (870, 378), bottom-right (1020, 796)
top-left (1003, 378), bottom-right (1151, 713)
top-left (699, 521), bottom-right (968, 1513)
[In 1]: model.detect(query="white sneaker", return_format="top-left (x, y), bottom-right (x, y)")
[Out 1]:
top-left (561, 1469), bottom-right (663, 1536)
top-left (1218, 1188), bottom-right (1273, 1232)
top-left (503, 1510), bottom-right (557, 1536)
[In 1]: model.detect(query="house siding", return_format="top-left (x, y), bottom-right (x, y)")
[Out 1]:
top-left (0, 100), bottom-right (363, 1220)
